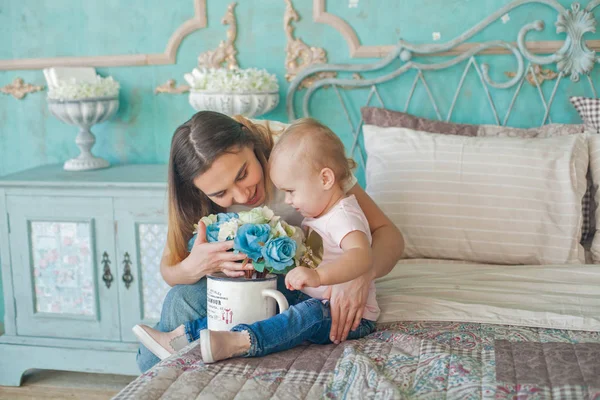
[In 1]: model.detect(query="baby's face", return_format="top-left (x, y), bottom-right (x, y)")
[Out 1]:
top-left (269, 151), bottom-right (330, 218)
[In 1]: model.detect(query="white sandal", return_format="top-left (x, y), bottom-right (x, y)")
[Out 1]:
top-left (132, 325), bottom-right (172, 360)
top-left (199, 330), bottom-right (215, 364)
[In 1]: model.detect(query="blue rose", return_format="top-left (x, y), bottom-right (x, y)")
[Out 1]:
top-left (217, 212), bottom-right (238, 224)
top-left (262, 236), bottom-right (297, 272)
top-left (234, 223), bottom-right (271, 261)
top-left (187, 224), bottom-right (220, 251)
top-left (206, 224), bottom-right (220, 243)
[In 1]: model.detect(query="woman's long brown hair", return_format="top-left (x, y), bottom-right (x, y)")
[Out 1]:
top-left (166, 111), bottom-right (276, 266)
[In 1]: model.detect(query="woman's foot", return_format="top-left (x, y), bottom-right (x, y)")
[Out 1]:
top-left (200, 330), bottom-right (251, 363)
top-left (132, 324), bottom-right (188, 360)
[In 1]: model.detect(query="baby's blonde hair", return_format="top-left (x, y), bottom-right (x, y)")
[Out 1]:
top-left (272, 118), bottom-right (356, 185)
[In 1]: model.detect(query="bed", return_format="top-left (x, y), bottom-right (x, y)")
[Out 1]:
top-left (114, 1), bottom-right (600, 398)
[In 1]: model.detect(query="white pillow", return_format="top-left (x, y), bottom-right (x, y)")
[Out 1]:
top-left (363, 125), bottom-right (588, 265)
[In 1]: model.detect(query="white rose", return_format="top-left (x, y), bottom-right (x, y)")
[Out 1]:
top-left (238, 209), bottom-right (268, 224)
top-left (260, 206), bottom-right (275, 221)
top-left (270, 221), bottom-right (287, 238)
top-left (268, 215), bottom-right (281, 228)
top-left (218, 220), bottom-right (239, 242)
top-left (281, 220), bottom-right (295, 237)
top-left (200, 214), bottom-right (218, 227)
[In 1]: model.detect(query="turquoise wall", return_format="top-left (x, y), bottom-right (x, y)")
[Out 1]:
top-left (1, 0), bottom-right (598, 322)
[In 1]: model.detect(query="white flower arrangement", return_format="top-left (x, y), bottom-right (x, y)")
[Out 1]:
top-left (184, 67), bottom-right (279, 93)
top-left (47, 76), bottom-right (120, 101)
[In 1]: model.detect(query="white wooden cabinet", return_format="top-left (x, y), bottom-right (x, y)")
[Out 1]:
top-left (0, 165), bottom-right (171, 386)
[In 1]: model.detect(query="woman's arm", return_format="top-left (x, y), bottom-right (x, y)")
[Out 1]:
top-left (160, 244), bottom-right (201, 287)
top-left (349, 184), bottom-right (404, 278)
top-left (328, 184), bottom-right (404, 343)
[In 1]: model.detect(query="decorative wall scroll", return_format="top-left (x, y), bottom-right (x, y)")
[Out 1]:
top-left (505, 64), bottom-right (558, 86)
top-left (154, 79), bottom-right (190, 94)
top-left (198, 2), bottom-right (239, 69)
top-left (312, 0), bottom-right (600, 60)
top-left (0, 78), bottom-right (44, 99)
top-left (284, 0), bottom-right (336, 89)
top-left (0, 0), bottom-right (207, 70)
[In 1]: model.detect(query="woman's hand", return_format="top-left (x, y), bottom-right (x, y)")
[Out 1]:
top-left (182, 221), bottom-right (252, 281)
top-left (328, 272), bottom-right (371, 344)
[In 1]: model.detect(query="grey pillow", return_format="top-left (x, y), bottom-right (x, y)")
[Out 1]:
top-left (361, 106), bottom-right (478, 136)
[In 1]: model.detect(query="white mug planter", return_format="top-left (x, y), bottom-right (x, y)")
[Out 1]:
top-left (48, 96), bottom-right (119, 171)
top-left (189, 91), bottom-right (279, 118)
top-left (206, 272), bottom-right (289, 331)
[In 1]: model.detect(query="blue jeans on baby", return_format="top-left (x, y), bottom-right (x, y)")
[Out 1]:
top-left (184, 298), bottom-right (376, 358)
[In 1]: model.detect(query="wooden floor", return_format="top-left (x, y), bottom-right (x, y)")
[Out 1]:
top-left (0, 370), bottom-right (137, 400)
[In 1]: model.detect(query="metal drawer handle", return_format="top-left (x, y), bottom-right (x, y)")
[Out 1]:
top-left (122, 252), bottom-right (134, 289)
top-left (101, 251), bottom-right (113, 289)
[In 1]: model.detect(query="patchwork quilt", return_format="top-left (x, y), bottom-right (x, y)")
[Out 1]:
top-left (114, 321), bottom-right (600, 399)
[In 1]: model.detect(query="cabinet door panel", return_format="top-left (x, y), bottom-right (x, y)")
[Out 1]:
top-left (8, 196), bottom-right (120, 340)
top-left (115, 197), bottom-right (170, 341)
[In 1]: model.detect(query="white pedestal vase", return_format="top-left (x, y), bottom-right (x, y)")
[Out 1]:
top-left (189, 91), bottom-right (279, 118)
top-left (48, 96), bottom-right (119, 171)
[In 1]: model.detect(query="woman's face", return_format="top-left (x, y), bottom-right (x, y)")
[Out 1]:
top-left (193, 146), bottom-right (265, 209)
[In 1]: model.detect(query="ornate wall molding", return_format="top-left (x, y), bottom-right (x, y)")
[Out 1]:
top-left (154, 79), bottom-right (190, 94)
top-left (505, 64), bottom-right (558, 86)
top-left (198, 2), bottom-right (239, 69)
top-left (313, 0), bottom-right (600, 58)
top-left (0, 0), bottom-right (207, 70)
top-left (0, 78), bottom-right (44, 99)
top-left (288, 0), bottom-right (600, 121)
top-left (285, 0), bottom-right (336, 89)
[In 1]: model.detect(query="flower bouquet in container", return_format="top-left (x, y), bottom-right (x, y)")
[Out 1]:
top-left (191, 206), bottom-right (307, 279)
top-left (184, 67), bottom-right (279, 118)
top-left (46, 75), bottom-right (120, 171)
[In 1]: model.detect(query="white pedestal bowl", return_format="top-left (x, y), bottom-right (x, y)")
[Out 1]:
top-left (189, 91), bottom-right (279, 118)
top-left (48, 96), bottom-right (119, 171)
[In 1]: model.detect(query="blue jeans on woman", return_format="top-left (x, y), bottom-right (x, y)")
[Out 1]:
top-left (136, 275), bottom-right (311, 372)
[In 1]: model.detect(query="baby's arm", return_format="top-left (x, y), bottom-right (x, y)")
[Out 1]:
top-left (285, 231), bottom-right (371, 290)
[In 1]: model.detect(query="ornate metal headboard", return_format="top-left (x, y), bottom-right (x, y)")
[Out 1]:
top-left (287, 0), bottom-right (599, 173)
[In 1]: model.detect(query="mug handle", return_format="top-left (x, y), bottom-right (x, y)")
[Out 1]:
top-left (261, 289), bottom-right (289, 313)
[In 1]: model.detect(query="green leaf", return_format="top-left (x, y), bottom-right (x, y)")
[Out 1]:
top-left (253, 260), bottom-right (266, 272)
top-left (264, 263), bottom-right (296, 275)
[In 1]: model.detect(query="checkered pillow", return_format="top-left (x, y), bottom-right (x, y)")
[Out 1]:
top-left (571, 97), bottom-right (600, 242)
top-left (571, 96), bottom-right (600, 133)
top-left (582, 173), bottom-right (595, 242)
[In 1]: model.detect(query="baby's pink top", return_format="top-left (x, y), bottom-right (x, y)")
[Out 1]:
top-left (301, 195), bottom-right (380, 321)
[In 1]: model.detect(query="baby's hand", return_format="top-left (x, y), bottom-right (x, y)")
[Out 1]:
top-left (285, 267), bottom-right (321, 291)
